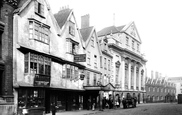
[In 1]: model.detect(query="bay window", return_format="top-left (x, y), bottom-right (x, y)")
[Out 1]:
top-left (24, 52), bottom-right (51, 76)
top-left (29, 19), bottom-right (50, 44)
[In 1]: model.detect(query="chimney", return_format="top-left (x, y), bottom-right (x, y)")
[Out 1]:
top-left (81, 14), bottom-right (90, 29)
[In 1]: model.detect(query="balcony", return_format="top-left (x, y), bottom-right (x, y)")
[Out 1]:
top-left (34, 74), bottom-right (50, 87)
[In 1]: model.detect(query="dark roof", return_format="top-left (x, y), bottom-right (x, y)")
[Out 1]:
top-left (14, 0), bottom-right (31, 13)
top-left (80, 26), bottom-right (94, 42)
top-left (97, 26), bottom-right (119, 37)
top-left (54, 8), bottom-right (72, 29)
top-left (97, 25), bottom-right (125, 37)
top-left (117, 25), bottom-right (125, 31)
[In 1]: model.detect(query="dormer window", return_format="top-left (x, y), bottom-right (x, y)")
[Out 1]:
top-left (35, 0), bottom-right (44, 17)
top-left (66, 38), bottom-right (79, 54)
top-left (91, 36), bottom-right (94, 47)
top-left (69, 21), bottom-right (75, 36)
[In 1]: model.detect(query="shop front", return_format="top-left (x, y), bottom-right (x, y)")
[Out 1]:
top-left (16, 73), bottom-right (51, 115)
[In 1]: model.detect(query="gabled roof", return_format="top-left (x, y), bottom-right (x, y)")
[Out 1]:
top-left (54, 8), bottom-right (72, 29)
top-left (80, 26), bottom-right (94, 42)
top-left (14, 0), bottom-right (32, 13)
top-left (97, 26), bottom-right (118, 37)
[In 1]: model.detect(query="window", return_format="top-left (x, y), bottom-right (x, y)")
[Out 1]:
top-left (126, 36), bottom-right (129, 46)
top-left (108, 60), bottom-right (110, 71)
top-left (161, 88), bottom-right (163, 92)
top-left (148, 87), bottom-right (150, 92)
top-left (157, 88), bottom-right (159, 92)
top-left (64, 64), bottom-right (79, 80)
top-left (104, 58), bottom-right (107, 70)
top-left (94, 55), bottom-right (97, 68)
top-left (24, 53), bottom-right (51, 76)
top-left (137, 43), bottom-right (140, 52)
top-left (35, 0), bottom-right (44, 16)
top-left (100, 56), bottom-right (102, 68)
top-left (29, 20), bottom-right (50, 44)
top-left (66, 38), bottom-right (79, 54)
top-left (18, 88), bottom-right (45, 108)
top-left (115, 67), bottom-right (119, 85)
top-left (91, 37), bottom-right (94, 47)
top-left (87, 71), bottom-right (90, 85)
top-left (69, 21), bottom-right (75, 36)
top-left (87, 51), bottom-right (91, 65)
top-left (153, 87), bottom-right (155, 92)
top-left (93, 74), bottom-right (97, 86)
top-left (104, 43), bottom-right (107, 52)
top-left (132, 40), bottom-right (135, 49)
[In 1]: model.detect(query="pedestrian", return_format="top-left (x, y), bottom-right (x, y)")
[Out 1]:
top-left (102, 97), bottom-right (106, 109)
top-left (51, 102), bottom-right (56, 115)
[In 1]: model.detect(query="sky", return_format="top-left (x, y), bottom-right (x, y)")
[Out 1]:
top-left (47, 0), bottom-right (182, 77)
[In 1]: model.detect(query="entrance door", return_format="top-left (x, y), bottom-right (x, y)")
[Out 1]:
top-left (45, 89), bottom-right (50, 113)
top-left (138, 93), bottom-right (140, 104)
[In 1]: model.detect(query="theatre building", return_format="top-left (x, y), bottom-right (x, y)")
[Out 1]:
top-left (13, 0), bottom-right (85, 114)
top-left (97, 22), bottom-right (147, 103)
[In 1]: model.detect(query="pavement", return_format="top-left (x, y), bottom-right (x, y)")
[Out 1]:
top-left (45, 108), bottom-right (122, 115)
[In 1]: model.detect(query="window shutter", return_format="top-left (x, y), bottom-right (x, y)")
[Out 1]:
top-left (41, 3), bottom-right (44, 16)
top-left (34, 1), bottom-right (38, 13)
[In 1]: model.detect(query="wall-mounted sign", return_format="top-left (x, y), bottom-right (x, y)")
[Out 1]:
top-left (34, 74), bottom-right (50, 87)
top-left (74, 54), bottom-right (86, 62)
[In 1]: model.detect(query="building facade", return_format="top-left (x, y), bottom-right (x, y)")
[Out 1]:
top-left (168, 77), bottom-right (182, 99)
top-left (13, 0), bottom-right (85, 114)
top-left (80, 14), bottom-right (103, 110)
top-left (0, 0), bottom-right (19, 114)
top-left (145, 72), bottom-right (176, 103)
top-left (97, 22), bottom-right (147, 104)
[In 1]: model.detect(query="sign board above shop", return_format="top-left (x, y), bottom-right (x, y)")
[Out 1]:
top-left (74, 54), bottom-right (86, 62)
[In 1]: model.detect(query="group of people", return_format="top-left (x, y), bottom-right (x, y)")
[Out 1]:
top-left (102, 94), bottom-right (121, 109)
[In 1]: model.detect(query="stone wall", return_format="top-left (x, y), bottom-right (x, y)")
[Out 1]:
top-left (0, 104), bottom-right (15, 115)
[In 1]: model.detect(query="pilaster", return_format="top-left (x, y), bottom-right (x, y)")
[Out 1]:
top-left (133, 62), bottom-right (136, 90)
top-left (128, 59), bottom-right (131, 90)
top-left (121, 57), bottom-right (125, 90)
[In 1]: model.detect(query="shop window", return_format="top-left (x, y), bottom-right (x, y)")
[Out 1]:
top-left (35, 0), bottom-right (44, 17)
top-left (24, 53), bottom-right (51, 76)
top-left (18, 88), bottom-right (45, 108)
top-left (29, 20), bottom-right (50, 44)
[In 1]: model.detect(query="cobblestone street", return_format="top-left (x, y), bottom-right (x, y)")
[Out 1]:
top-left (95, 103), bottom-right (182, 115)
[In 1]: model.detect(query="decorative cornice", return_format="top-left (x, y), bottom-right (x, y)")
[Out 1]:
top-left (102, 50), bottom-right (113, 58)
top-left (108, 43), bottom-right (147, 62)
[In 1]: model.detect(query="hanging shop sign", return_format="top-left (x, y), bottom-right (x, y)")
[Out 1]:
top-left (74, 54), bottom-right (86, 62)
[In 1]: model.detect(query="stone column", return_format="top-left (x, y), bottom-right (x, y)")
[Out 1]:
top-left (139, 65), bottom-right (142, 91)
top-left (121, 57), bottom-right (125, 90)
top-left (128, 59), bottom-right (131, 90)
top-left (133, 62), bottom-right (137, 90)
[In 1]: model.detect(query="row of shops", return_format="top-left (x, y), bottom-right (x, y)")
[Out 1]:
top-left (16, 83), bottom-right (146, 114)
